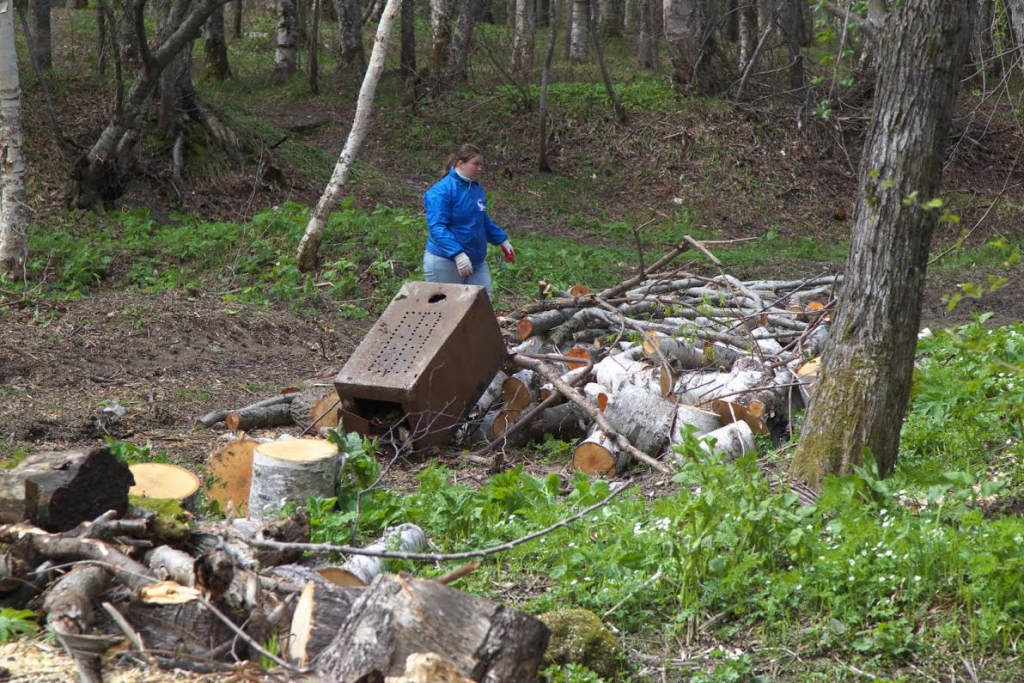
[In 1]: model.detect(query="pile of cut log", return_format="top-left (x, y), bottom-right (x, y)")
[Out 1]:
top-left (0, 446), bottom-right (549, 682)
top-left (464, 241), bottom-right (838, 476)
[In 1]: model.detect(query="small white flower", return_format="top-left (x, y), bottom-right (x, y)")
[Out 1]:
top-left (914, 576), bottom-right (921, 582)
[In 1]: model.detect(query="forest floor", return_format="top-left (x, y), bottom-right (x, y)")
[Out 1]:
top-left (2, 22), bottom-right (1024, 681)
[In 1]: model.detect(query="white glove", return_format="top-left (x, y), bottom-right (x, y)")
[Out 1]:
top-left (454, 253), bottom-right (473, 278)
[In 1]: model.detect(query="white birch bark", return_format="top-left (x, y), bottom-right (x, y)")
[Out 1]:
top-left (275, 0), bottom-right (299, 75)
top-left (0, 0), bottom-right (27, 279)
top-left (512, 0), bottom-right (536, 75)
top-left (296, 0), bottom-right (401, 272)
top-left (429, 0), bottom-right (454, 73)
top-left (569, 0), bottom-right (589, 60)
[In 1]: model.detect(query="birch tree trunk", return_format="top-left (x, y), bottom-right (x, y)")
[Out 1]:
top-left (790, 0), bottom-right (975, 490)
top-left (275, 0), bottom-right (299, 75)
top-left (0, 0), bottom-right (28, 279)
top-left (429, 0), bottom-right (454, 74)
top-left (512, 0), bottom-right (536, 75)
top-left (296, 0), bottom-right (401, 272)
top-left (569, 0), bottom-right (588, 60)
top-left (448, 0), bottom-right (478, 82)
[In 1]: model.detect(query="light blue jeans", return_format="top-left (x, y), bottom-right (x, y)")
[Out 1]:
top-left (423, 251), bottom-right (492, 298)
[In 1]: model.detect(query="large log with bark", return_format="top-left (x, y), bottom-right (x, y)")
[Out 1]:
top-left (117, 582), bottom-right (240, 660)
top-left (0, 447), bottom-right (133, 532)
top-left (271, 565), bottom-right (362, 667)
top-left (314, 574), bottom-right (550, 682)
top-left (325, 523), bottom-right (427, 587)
top-left (602, 383), bottom-right (677, 456)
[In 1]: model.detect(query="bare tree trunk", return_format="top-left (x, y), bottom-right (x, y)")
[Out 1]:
top-left (790, 0), bottom-right (975, 490)
top-left (569, 0), bottom-right (587, 60)
top-left (596, 0), bottom-right (622, 35)
top-left (663, 0), bottom-right (726, 94)
top-left (296, 0), bottom-right (401, 272)
top-left (30, 0), bottom-right (52, 69)
top-left (429, 0), bottom-right (454, 74)
top-left (203, 4), bottom-right (231, 79)
top-left (308, 0), bottom-right (321, 92)
top-left (972, 0), bottom-right (996, 79)
top-left (776, 0), bottom-right (803, 90)
top-left (232, 0), bottom-right (242, 37)
top-left (512, 0), bottom-right (535, 74)
top-left (538, 0), bottom-right (557, 171)
top-left (275, 0), bottom-right (299, 75)
top-left (0, 0), bottom-right (28, 279)
top-left (448, 0), bottom-right (478, 82)
top-left (737, 0), bottom-right (756, 72)
top-left (334, 0), bottom-right (365, 77)
top-left (587, 0), bottom-right (625, 122)
top-left (119, 1), bottom-right (140, 66)
top-left (69, 0), bottom-right (239, 211)
top-left (563, 0), bottom-right (573, 59)
top-left (636, 0), bottom-right (658, 69)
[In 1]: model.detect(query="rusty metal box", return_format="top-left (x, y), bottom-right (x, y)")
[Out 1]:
top-left (333, 282), bottom-right (507, 449)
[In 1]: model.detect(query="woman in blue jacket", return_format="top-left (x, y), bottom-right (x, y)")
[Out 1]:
top-left (423, 144), bottom-right (514, 298)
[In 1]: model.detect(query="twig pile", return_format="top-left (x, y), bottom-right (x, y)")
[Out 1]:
top-left (465, 238), bottom-right (841, 476)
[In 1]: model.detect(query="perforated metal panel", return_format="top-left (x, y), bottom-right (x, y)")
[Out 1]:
top-left (334, 282), bottom-right (507, 449)
top-left (364, 311), bottom-right (443, 379)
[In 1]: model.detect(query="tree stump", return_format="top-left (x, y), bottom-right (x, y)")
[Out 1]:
top-left (248, 439), bottom-right (339, 518)
top-left (205, 437), bottom-right (265, 516)
top-left (129, 463), bottom-right (201, 511)
top-left (314, 574), bottom-right (549, 682)
top-left (0, 447), bottom-right (133, 532)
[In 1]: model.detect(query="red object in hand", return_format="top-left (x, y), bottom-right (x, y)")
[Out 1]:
top-left (501, 240), bottom-right (515, 263)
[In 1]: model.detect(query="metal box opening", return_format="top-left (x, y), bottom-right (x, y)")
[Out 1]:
top-left (334, 282), bottom-right (507, 449)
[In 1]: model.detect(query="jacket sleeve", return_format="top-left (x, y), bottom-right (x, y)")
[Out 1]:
top-left (482, 194), bottom-right (509, 246)
top-left (424, 184), bottom-right (465, 259)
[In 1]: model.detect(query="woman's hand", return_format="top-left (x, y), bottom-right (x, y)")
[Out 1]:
top-left (500, 240), bottom-right (515, 263)
top-left (454, 253), bottom-right (474, 277)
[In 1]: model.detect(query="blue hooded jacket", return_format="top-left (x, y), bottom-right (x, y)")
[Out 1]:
top-left (424, 168), bottom-right (508, 266)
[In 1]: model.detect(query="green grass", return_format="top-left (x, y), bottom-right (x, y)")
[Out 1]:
top-left (296, 337), bottom-right (1024, 679)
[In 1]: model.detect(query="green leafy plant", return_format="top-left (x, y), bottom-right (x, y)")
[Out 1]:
top-left (0, 609), bottom-right (38, 643)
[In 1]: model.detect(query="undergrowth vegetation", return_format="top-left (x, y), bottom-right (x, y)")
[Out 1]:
top-left (294, 319), bottom-right (1023, 681)
top-left (6, 4), bottom-right (1024, 682)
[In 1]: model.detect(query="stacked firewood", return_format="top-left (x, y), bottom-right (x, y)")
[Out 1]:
top-left (465, 244), bottom-right (839, 476)
top-left (0, 447), bottom-right (549, 682)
